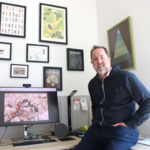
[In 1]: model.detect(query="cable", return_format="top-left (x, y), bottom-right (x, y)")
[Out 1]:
top-left (0, 126), bottom-right (10, 146)
top-left (0, 126), bottom-right (7, 143)
top-left (16, 125), bottom-right (33, 137)
top-left (0, 141), bottom-right (13, 146)
top-left (27, 124), bottom-right (33, 129)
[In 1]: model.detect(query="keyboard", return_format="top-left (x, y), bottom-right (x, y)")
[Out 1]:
top-left (58, 137), bottom-right (76, 141)
top-left (13, 139), bottom-right (57, 147)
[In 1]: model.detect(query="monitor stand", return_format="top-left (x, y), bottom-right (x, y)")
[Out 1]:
top-left (11, 125), bottom-right (39, 142)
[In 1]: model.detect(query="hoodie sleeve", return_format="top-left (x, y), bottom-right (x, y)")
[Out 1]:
top-left (88, 80), bottom-right (96, 121)
top-left (124, 72), bottom-right (150, 130)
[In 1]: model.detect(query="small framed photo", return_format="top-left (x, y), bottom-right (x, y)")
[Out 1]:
top-left (107, 16), bottom-right (136, 70)
top-left (26, 44), bottom-right (49, 63)
top-left (67, 48), bottom-right (84, 71)
top-left (0, 42), bottom-right (12, 60)
top-left (39, 3), bottom-right (68, 45)
top-left (0, 2), bottom-right (26, 38)
top-left (10, 64), bottom-right (29, 78)
top-left (43, 67), bottom-right (62, 91)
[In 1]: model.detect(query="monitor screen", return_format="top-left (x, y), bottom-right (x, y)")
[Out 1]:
top-left (0, 87), bottom-right (59, 126)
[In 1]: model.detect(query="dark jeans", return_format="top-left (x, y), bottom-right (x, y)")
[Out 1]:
top-left (74, 124), bottom-right (139, 150)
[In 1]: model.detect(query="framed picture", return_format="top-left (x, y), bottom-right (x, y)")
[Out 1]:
top-left (0, 2), bottom-right (26, 38)
top-left (107, 16), bottom-right (136, 70)
top-left (10, 64), bottom-right (28, 78)
top-left (26, 44), bottom-right (49, 63)
top-left (43, 67), bottom-right (62, 91)
top-left (0, 42), bottom-right (12, 60)
top-left (39, 3), bottom-right (68, 45)
top-left (67, 48), bottom-right (84, 71)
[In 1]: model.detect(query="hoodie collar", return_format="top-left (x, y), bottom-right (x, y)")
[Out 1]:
top-left (96, 65), bottom-right (121, 81)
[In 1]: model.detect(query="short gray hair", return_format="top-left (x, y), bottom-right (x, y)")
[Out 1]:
top-left (91, 45), bottom-right (109, 59)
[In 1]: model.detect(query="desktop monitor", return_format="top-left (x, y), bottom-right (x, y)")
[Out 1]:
top-left (0, 87), bottom-right (59, 127)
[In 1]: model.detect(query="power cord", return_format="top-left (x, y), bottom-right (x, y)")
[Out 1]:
top-left (0, 126), bottom-right (13, 146)
top-left (26, 124), bottom-right (33, 129)
top-left (0, 126), bottom-right (7, 144)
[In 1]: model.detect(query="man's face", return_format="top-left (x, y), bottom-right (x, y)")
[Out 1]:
top-left (91, 48), bottom-right (110, 77)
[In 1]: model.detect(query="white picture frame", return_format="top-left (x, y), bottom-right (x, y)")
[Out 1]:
top-left (26, 44), bottom-right (49, 63)
top-left (10, 64), bottom-right (29, 78)
top-left (0, 42), bottom-right (12, 60)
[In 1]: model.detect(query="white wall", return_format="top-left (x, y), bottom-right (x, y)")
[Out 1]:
top-left (96, 0), bottom-right (150, 135)
top-left (2, 0), bottom-right (150, 137)
top-left (0, 0), bottom-right (98, 96)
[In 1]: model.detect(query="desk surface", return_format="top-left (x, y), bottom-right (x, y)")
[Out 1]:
top-left (131, 143), bottom-right (150, 150)
top-left (1, 136), bottom-right (81, 150)
top-left (1, 135), bottom-right (150, 150)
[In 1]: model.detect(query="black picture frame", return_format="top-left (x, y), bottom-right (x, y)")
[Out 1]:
top-left (10, 64), bottom-right (29, 78)
top-left (0, 42), bottom-right (12, 60)
top-left (43, 67), bottom-right (62, 91)
top-left (67, 48), bottom-right (84, 71)
top-left (0, 2), bottom-right (26, 38)
top-left (26, 44), bottom-right (49, 63)
top-left (39, 3), bottom-right (68, 45)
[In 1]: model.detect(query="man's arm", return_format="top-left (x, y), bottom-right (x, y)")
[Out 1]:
top-left (88, 81), bottom-right (96, 122)
top-left (124, 73), bottom-right (150, 130)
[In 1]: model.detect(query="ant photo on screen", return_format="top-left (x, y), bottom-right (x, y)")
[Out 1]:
top-left (4, 93), bottom-right (49, 123)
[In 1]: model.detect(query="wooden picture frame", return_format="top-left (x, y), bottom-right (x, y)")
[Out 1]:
top-left (43, 67), bottom-right (62, 91)
top-left (39, 3), bottom-right (68, 45)
top-left (26, 44), bottom-right (49, 63)
top-left (67, 48), bottom-right (84, 71)
top-left (0, 42), bottom-right (12, 60)
top-left (107, 16), bottom-right (136, 70)
top-left (10, 64), bottom-right (29, 78)
top-left (0, 2), bottom-right (26, 38)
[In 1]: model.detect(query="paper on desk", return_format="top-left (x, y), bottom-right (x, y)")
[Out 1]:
top-left (137, 135), bottom-right (150, 146)
top-left (80, 96), bottom-right (88, 110)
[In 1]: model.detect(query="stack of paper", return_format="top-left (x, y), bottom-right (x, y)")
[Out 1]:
top-left (138, 135), bottom-right (150, 146)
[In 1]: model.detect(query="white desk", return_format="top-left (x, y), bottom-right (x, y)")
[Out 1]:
top-left (1, 136), bottom-right (80, 150)
top-left (1, 136), bottom-right (150, 150)
top-left (131, 143), bottom-right (150, 150)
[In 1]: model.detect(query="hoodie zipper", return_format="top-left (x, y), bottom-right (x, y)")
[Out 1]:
top-left (100, 80), bottom-right (105, 126)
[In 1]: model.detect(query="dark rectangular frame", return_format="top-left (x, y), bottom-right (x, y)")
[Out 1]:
top-left (26, 44), bottom-right (49, 63)
top-left (39, 3), bottom-right (68, 45)
top-left (107, 16), bottom-right (136, 70)
top-left (0, 2), bottom-right (26, 38)
top-left (10, 64), bottom-right (29, 78)
top-left (43, 67), bottom-right (62, 91)
top-left (67, 48), bottom-right (84, 71)
top-left (0, 42), bottom-right (12, 60)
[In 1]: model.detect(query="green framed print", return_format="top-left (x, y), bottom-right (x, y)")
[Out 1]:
top-left (107, 16), bottom-right (136, 70)
top-left (39, 3), bottom-right (68, 45)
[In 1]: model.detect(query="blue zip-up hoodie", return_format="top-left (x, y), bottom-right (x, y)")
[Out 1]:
top-left (88, 65), bottom-right (150, 130)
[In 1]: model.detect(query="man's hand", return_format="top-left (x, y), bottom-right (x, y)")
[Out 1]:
top-left (113, 122), bottom-right (127, 128)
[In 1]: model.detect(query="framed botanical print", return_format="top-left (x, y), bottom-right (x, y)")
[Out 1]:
top-left (67, 48), bottom-right (84, 71)
top-left (107, 16), bottom-right (136, 70)
top-left (0, 2), bottom-right (26, 38)
top-left (26, 44), bottom-right (49, 63)
top-left (43, 67), bottom-right (62, 91)
top-left (0, 42), bottom-right (12, 60)
top-left (10, 64), bottom-right (29, 78)
top-left (39, 3), bottom-right (68, 44)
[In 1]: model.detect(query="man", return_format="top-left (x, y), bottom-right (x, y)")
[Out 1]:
top-left (74, 46), bottom-right (150, 150)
